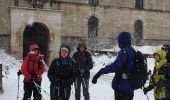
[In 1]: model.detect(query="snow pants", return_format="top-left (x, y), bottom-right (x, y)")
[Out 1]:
top-left (74, 76), bottom-right (90, 100)
top-left (50, 81), bottom-right (71, 100)
top-left (22, 81), bottom-right (41, 100)
top-left (114, 89), bottom-right (134, 100)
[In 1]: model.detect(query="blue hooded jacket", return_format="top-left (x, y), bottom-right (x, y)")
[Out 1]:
top-left (100, 32), bottom-right (135, 92)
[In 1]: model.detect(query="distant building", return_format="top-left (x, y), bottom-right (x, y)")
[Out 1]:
top-left (0, 0), bottom-right (170, 64)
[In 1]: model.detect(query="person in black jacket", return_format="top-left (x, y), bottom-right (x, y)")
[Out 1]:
top-left (48, 45), bottom-right (76, 100)
top-left (73, 42), bottom-right (93, 100)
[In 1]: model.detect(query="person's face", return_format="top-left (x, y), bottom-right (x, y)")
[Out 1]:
top-left (154, 54), bottom-right (160, 61)
top-left (60, 49), bottom-right (69, 58)
top-left (80, 46), bottom-right (85, 52)
top-left (33, 49), bottom-right (39, 55)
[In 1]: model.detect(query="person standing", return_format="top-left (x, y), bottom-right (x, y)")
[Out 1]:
top-left (92, 32), bottom-right (135, 100)
top-left (143, 50), bottom-right (167, 100)
top-left (48, 45), bottom-right (76, 100)
top-left (73, 42), bottom-right (93, 100)
top-left (21, 44), bottom-right (45, 100)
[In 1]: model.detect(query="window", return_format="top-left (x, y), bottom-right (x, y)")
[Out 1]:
top-left (135, 0), bottom-right (144, 9)
top-left (88, 16), bottom-right (99, 38)
top-left (89, 0), bottom-right (98, 6)
top-left (135, 20), bottom-right (143, 45)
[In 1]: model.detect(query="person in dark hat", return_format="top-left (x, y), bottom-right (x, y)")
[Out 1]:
top-left (73, 42), bottom-right (93, 100)
top-left (48, 45), bottom-right (76, 100)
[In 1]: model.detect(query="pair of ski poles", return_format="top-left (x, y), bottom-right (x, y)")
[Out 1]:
top-left (75, 74), bottom-right (87, 90)
top-left (17, 74), bottom-right (50, 100)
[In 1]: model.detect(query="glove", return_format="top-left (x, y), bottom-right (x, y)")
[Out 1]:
top-left (92, 70), bottom-right (102, 84)
top-left (156, 79), bottom-right (165, 92)
top-left (31, 73), bottom-right (37, 81)
top-left (17, 70), bottom-right (22, 76)
top-left (63, 80), bottom-right (73, 86)
top-left (143, 85), bottom-right (154, 94)
top-left (80, 69), bottom-right (85, 74)
top-left (158, 67), bottom-right (166, 75)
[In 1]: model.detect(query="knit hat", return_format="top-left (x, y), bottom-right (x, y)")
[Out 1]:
top-left (60, 45), bottom-right (70, 53)
top-left (60, 47), bottom-right (69, 52)
top-left (77, 42), bottom-right (87, 51)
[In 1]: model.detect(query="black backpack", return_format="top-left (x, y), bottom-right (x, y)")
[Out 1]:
top-left (129, 50), bottom-right (148, 89)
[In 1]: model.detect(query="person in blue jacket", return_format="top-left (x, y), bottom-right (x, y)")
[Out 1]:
top-left (92, 32), bottom-right (135, 100)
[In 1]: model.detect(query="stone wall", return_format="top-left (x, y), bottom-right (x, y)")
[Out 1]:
top-left (144, 0), bottom-right (170, 11)
top-left (54, 3), bottom-right (170, 48)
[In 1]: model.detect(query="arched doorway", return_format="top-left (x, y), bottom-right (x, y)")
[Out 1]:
top-left (23, 22), bottom-right (50, 63)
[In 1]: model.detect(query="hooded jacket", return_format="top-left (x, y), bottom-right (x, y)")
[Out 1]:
top-left (100, 32), bottom-right (135, 92)
top-left (151, 50), bottom-right (167, 99)
top-left (21, 44), bottom-right (45, 82)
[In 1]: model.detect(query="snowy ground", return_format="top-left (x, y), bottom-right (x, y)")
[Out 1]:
top-left (0, 46), bottom-right (161, 100)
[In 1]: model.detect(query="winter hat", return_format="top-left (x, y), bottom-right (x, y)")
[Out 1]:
top-left (61, 47), bottom-right (69, 52)
top-left (77, 42), bottom-right (87, 51)
top-left (60, 45), bottom-right (70, 53)
top-left (30, 44), bottom-right (39, 51)
top-left (118, 32), bottom-right (132, 49)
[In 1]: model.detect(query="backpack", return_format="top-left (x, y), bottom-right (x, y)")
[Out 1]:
top-left (129, 50), bottom-right (148, 89)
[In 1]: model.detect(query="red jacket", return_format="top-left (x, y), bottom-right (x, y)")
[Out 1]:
top-left (21, 44), bottom-right (45, 82)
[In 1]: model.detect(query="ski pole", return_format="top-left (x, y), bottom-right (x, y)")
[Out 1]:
top-left (33, 81), bottom-right (45, 100)
top-left (42, 59), bottom-right (48, 70)
top-left (33, 81), bottom-right (50, 96)
top-left (57, 81), bottom-right (60, 98)
top-left (146, 94), bottom-right (149, 100)
top-left (64, 87), bottom-right (67, 99)
top-left (81, 75), bottom-right (87, 89)
top-left (17, 75), bottom-right (20, 100)
top-left (75, 78), bottom-right (77, 90)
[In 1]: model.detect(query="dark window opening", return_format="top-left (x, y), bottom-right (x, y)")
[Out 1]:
top-left (23, 22), bottom-right (49, 63)
top-left (88, 16), bottom-right (99, 38)
top-left (135, 20), bottom-right (143, 45)
top-left (135, 0), bottom-right (144, 9)
top-left (89, 0), bottom-right (98, 6)
top-left (88, 16), bottom-right (99, 49)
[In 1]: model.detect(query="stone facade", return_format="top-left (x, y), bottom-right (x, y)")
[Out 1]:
top-left (0, 0), bottom-right (170, 63)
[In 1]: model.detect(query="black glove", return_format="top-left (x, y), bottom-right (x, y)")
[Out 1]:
top-left (92, 70), bottom-right (102, 84)
top-left (80, 69), bottom-right (85, 74)
top-left (17, 70), bottom-right (22, 76)
top-left (156, 79), bottom-right (165, 92)
top-left (143, 85), bottom-right (154, 94)
top-left (31, 73), bottom-right (37, 81)
top-left (158, 67), bottom-right (167, 75)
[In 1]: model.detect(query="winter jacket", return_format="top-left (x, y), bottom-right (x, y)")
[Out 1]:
top-left (150, 50), bottom-right (167, 99)
top-left (73, 51), bottom-right (93, 78)
top-left (100, 32), bottom-right (135, 92)
top-left (48, 57), bottom-right (76, 85)
top-left (21, 44), bottom-right (45, 82)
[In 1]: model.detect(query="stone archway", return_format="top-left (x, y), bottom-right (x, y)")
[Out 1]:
top-left (23, 22), bottom-right (50, 63)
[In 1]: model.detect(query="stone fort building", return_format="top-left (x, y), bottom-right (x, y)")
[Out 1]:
top-left (0, 0), bottom-right (170, 64)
